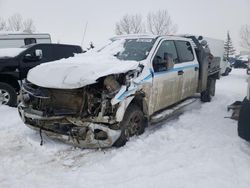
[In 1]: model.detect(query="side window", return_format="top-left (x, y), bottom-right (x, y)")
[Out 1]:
top-left (175, 41), bottom-right (194, 62)
top-left (153, 40), bottom-right (178, 72)
top-left (24, 38), bottom-right (37, 45)
top-left (52, 46), bottom-right (75, 61)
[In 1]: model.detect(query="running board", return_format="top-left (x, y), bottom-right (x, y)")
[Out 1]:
top-left (150, 98), bottom-right (198, 124)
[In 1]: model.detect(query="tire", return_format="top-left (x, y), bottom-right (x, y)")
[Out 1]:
top-left (200, 90), bottom-right (211, 102)
top-left (238, 98), bottom-right (250, 142)
top-left (113, 104), bottom-right (145, 147)
top-left (0, 82), bottom-right (17, 107)
top-left (200, 78), bottom-right (216, 102)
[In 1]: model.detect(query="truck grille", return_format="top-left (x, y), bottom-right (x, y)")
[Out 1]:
top-left (22, 82), bottom-right (83, 116)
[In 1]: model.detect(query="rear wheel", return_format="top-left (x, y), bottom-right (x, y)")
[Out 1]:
top-left (113, 104), bottom-right (145, 147)
top-left (0, 82), bottom-right (17, 107)
top-left (201, 78), bottom-right (216, 102)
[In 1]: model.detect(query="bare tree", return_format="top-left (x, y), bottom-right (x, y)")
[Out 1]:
top-left (147, 9), bottom-right (177, 35)
top-left (240, 25), bottom-right (250, 50)
top-left (0, 17), bottom-right (7, 31)
top-left (8, 14), bottom-right (23, 31)
top-left (115, 14), bottom-right (144, 35)
top-left (23, 19), bottom-right (36, 33)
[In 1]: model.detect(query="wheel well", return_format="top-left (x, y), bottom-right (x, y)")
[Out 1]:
top-left (0, 75), bottom-right (20, 92)
top-left (130, 94), bottom-right (149, 119)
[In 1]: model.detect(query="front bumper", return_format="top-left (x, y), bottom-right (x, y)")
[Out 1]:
top-left (18, 104), bottom-right (121, 148)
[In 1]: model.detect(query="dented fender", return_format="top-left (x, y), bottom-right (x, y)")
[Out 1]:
top-left (115, 96), bottom-right (134, 122)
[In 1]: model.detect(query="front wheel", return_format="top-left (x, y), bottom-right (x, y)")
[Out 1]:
top-left (113, 104), bottom-right (145, 147)
top-left (0, 82), bottom-right (17, 107)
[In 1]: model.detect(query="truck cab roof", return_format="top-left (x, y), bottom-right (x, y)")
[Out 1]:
top-left (111, 34), bottom-right (193, 42)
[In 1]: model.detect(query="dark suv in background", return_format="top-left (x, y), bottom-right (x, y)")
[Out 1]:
top-left (0, 43), bottom-right (83, 106)
top-left (232, 59), bottom-right (248, 69)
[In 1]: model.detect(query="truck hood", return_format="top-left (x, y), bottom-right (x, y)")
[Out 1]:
top-left (27, 52), bottom-right (140, 89)
top-left (0, 57), bottom-right (15, 65)
top-left (0, 48), bottom-right (25, 58)
top-left (0, 57), bottom-right (12, 62)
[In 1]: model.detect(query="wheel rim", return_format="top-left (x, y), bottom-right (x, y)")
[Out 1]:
top-left (0, 89), bottom-right (10, 105)
top-left (128, 112), bottom-right (142, 136)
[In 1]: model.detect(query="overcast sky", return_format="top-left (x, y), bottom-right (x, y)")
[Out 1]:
top-left (0, 0), bottom-right (249, 51)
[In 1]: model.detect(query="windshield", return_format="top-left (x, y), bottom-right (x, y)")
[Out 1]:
top-left (98, 38), bottom-right (156, 61)
top-left (117, 38), bottom-right (156, 61)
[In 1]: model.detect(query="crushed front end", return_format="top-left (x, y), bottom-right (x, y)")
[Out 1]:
top-left (18, 75), bottom-right (130, 148)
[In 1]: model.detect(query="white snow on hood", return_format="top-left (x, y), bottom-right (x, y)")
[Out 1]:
top-left (0, 48), bottom-right (25, 58)
top-left (27, 39), bottom-right (140, 89)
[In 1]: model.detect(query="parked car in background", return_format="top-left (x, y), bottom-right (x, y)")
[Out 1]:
top-left (0, 43), bottom-right (83, 106)
top-left (232, 59), bottom-right (248, 69)
top-left (0, 32), bottom-right (51, 48)
top-left (18, 34), bottom-right (221, 148)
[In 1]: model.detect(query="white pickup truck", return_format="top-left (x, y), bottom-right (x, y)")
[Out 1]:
top-left (18, 34), bottom-right (221, 148)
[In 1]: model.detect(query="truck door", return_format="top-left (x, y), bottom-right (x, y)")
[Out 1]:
top-left (19, 44), bottom-right (52, 79)
top-left (150, 40), bottom-right (181, 113)
top-left (174, 41), bottom-right (199, 99)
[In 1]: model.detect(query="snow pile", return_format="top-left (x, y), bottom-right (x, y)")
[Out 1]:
top-left (0, 69), bottom-right (250, 188)
top-left (0, 48), bottom-right (25, 58)
top-left (27, 39), bottom-right (140, 89)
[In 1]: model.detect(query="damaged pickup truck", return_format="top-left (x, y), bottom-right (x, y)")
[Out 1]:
top-left (18, 34), bottom-right (221, 148)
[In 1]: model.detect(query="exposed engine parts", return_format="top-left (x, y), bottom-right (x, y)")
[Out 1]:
top-left (21, 69), bottom-right (143, 125)
top-left (103, 75), bottom-right (121, 94)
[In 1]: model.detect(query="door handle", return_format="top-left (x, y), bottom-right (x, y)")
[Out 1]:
top-left (178, 70), bottom-right (184, 75)
top-left (195, 67), bottom-right (199, 71)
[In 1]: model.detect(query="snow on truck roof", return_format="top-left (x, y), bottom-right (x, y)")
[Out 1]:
top-left (111, 34), bottom-right (192, 42)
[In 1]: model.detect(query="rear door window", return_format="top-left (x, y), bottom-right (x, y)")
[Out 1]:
top-left (175, 41), bottom-right (194, 62)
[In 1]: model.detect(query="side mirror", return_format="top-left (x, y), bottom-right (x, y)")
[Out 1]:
top-left (23, 49), bottom-right (42, 62)
top-left (24, 53), bottom-right (33, 61)
top-left (35, 49), bottom-right (43, 60)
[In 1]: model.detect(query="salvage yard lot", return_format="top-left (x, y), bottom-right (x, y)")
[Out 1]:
top-left (0, 69), bottom-right (250, 188)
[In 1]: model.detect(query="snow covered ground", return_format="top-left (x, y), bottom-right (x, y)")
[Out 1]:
top-left (0, 69), bottom-right (250, 188)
